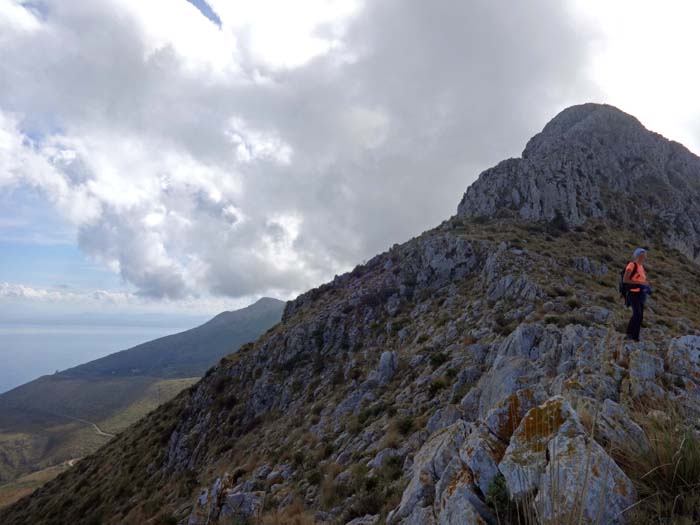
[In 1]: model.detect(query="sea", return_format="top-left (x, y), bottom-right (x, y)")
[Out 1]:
top-left (0, 317), bottom-right (208, 394)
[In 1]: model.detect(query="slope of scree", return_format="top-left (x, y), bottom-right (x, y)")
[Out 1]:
top-left (3, 103), bottom-right (700, 525)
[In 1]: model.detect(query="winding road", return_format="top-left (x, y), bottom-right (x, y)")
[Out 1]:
top-left (55, 414), bottom-right (116, 439)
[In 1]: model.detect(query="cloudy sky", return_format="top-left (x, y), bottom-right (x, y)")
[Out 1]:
top-left (2, 0), bottom-right (700, 319)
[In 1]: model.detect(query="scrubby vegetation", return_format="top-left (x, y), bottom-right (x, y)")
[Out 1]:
top-left (3, 216), bottom-right (700, 524)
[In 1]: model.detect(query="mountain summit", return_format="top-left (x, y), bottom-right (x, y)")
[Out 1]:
top-left (4, 106), bottom-right (700, 525)
top-left (458, 103), bottom-right (700, 260)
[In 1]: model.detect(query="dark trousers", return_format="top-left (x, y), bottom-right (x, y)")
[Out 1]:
top-left (626, 292), bottom-right (644, 341)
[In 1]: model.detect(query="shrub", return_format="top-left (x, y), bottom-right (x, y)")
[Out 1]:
top-left (395, 416), bottom-right (414, 436)
top-left (496, 321), bottom-right (516, 336)
top-left (416, 333), bottom-right (429, 344)
top-left (550, 286), bottom-right (571, 297)
top-left (547, 209), bottom-right (569, 234)
top-left (306, 470), bottom-right (322, 486)
top-left (293, 451), bottom-right (305, 467)
top-left (566, 298), bottom-right (581, 309)
top-left (428, 378), bottom-right (447, 397)
top-left (376, 455), bottom-right (403, 484)
top-left (429, 352), bottom-right (449, 369)
top-left (485, 473), bottom-right (521, 523)
top-left (358, 403), bottom-right (386, 425)
top-left (451, 381), bottom-right (473, 404)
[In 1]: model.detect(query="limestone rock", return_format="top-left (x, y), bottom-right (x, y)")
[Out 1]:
top-left (367, 447), bottom-right (401, 470)
top-left (499, 396), bottom-right (636, 524)
top-left (571, 256), bottom-right (608, 276)
top-left (499, 396), bottom-right (585, 500)
top-left (219, 491), bottom-right (264, 520)
top-left (483, 387), bottom-right (547, 442)
top-left (666, 335), bottom-right (700, 382)
top-left (580, 398), bottom-right (650, 454)
top-left (377, 350), bottom-right (398, 384)
top-left (436, 477), bottom-right (494, 525)
top-left (459, 423), bottom-right (505, 497)
top-left (626, 349), bottom-right (665, 398)
top-left (629, 350), bottom-right (663, 381)
top-left (426, 405), bottom-right (463, 435)
top-left (398, 505), bottom-right (436, 525)
top-left (387, 421), bottom-right (469, 524)
top-left (188, 473), bottom-right (235, 525)
top-left (473, 357), bottom-right (542, 419)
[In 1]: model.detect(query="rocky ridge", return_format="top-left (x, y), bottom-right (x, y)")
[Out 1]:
top-left (458, 103), bottom-right (700, 262)
top-left (2, 104), bottom-right (700, 525)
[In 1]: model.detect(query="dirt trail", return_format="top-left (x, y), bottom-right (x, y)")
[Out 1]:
top-left (56, 414), bottom-right (115, 439)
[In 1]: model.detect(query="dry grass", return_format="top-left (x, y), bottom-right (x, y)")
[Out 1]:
top-left (615, 399), bottom-right (700, 524)
top-left (0, 460), bottom-right (74, 509)
top-left (98, 377), bottom-right (199, 434)
top-left (260, 497), bottom-right (314, 525)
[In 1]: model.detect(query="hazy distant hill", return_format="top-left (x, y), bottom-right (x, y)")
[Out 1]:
top-left (0, 297), bottom-right (285, 506)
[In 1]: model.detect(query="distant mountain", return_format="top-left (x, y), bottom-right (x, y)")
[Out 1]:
top-left (0, 297), bottom-right (285, 505)
top-left (6, 105), bottom-right (700, 525)
top-left (61, 296), bottom-right (286, 379)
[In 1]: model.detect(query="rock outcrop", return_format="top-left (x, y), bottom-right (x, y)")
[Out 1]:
top-left (457, 103), bottom-right (700, 262)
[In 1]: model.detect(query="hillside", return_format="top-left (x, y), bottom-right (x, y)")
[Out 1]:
top-left (3, 104), bottom-right (700, 525)
top-left (0, 297), bottom-right (285, 506)
top-left (61, 297), bottom-right (286, 379)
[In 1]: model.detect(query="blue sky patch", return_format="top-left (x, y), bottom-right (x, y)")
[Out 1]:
top-left (185, 0), bottom-right (222, 27)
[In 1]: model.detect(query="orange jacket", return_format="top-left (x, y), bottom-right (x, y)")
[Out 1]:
top-left (625, 262), bottom-right (646, 293)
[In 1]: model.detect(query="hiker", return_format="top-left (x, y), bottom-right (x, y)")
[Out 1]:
top-left (623, 247), bottom-right (652, 342)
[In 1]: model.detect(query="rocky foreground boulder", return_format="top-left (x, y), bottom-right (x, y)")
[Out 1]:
top-left (3, 104), bottom-right (700, 525)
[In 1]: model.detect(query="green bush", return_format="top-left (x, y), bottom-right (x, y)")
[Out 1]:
top-left (485, 473), bottom-right (520, 522)
top-left (395, 416), bottom-right (414, 436)
top-left (428, 378), bottom-right (447, 397)
top-left (429, 352), bottom-right (449, 369)
top-left (566, 298), bottom-right (581, 309)
top-left (307, 469), bottom-right (322, 485)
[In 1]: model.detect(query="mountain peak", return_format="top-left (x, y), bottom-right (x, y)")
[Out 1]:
top-left (522, 103), bottom-right (647, 158)
top-left (457, 102), bottom-right (700, 261)
top-left (251, 296), bottom-right (285, 308)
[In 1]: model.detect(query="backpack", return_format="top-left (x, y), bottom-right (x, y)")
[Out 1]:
top-left (618, 262), bottom-right (638, 305)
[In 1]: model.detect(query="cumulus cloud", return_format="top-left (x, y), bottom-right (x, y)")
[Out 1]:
top-left (0, 0), bottom-right (598, 300)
